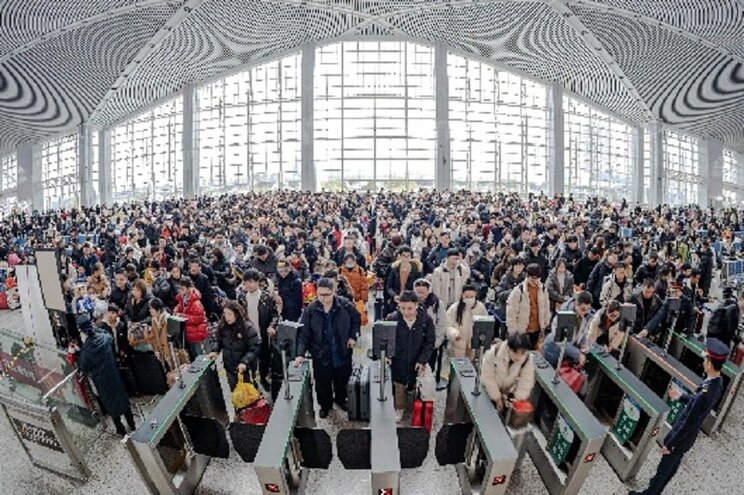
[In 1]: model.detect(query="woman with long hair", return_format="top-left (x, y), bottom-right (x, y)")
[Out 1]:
top-left (209, 300), bottom-right (260, 389)
top-left (446, 284), bottom-right (488, 359)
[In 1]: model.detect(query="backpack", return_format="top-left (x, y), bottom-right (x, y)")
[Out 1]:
top-left (708, 302), bottom-right (735, 339)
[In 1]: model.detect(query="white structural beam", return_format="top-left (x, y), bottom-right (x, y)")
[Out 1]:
top-left (99, 129), bottom-right (112, 205)
top-left (434, 42), bottom-right (450, 191)
top-left (16, 142), bottom-right (42, 211)
top-left (301, 44), bottom-right (316, 193)
top-left (78, 124), bottom-right (95, 207)
top-left (647, 121), bottom-right (664, 206)
top-left (632, 127), bottom-right (645, 204)
top-left (183, 84), bottom-right (199, 198)
top-left (700, 138), bottom-right (724, 207)
top-left (548, 82), bottom-right (565, 196)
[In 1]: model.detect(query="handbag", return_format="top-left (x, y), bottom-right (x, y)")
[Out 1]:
top-left (231, 372), bottom-right (260, 409)
top-left (507, 400), bottom-right (534, 429)
top-left (355, 299), bottom-right (368, 326)
top-left (416, 365), bottom-right (436, 402)
top-left (558, 361), bottom-right (587, 394)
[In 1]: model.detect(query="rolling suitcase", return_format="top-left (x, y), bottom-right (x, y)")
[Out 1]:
top-left (347, 363), bottom-right (370, 421)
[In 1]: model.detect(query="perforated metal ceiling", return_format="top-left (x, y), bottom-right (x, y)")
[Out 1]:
top-left (0, 0), bottom-right (742, 154)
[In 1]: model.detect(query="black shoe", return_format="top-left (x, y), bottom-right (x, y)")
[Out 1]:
top-left (319, 409), bottom-right (329, 419)
top-left (115, 425), bottom-right (127, 437)
top-left (335, 401), bottom-right (348, 412)
top-left (629, 491), bottom-right (643, 495)
top-left (260, 379), bottom-right (271, 391)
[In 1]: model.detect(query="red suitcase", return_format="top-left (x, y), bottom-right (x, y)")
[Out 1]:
top-left (422, 401), bottom-right (434, 432)
top-left (411, 399), bottom-right (424, 428)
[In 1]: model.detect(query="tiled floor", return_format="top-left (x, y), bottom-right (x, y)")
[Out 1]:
top-left (1, 307), bottom-right (743, 495)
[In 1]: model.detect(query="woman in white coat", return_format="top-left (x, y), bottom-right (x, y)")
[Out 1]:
top-left (481, 333), bottom-right (535, 412)
top-left (446, 284), bottom-right (488, 359)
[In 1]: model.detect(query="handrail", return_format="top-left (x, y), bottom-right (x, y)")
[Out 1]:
top-left (41, 370), bottom-right (79, 404)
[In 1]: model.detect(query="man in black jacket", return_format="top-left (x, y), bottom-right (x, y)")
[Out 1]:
top-left (707, 291), bottom-right (744, 349)
top-left (633, 253), bottom-right (659, 285)
top-left (524, 239), bottom-right (549, 282)
top-left (573, 247), bottom-right (600, 288)
top-left (188, 257), bottom-right (217, 320)
top-left (587, 250), bottom-right (619, 308)
top-left (276, 260), bottom-right (303, 322)
top-left (630, 280), bottom-right (663, 335)
top-left (295, 278), bottom-right (360, 418)
top-left (386, 290), bottom-right (435, 423)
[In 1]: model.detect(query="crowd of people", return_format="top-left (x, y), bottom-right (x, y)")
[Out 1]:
top-left (2, 190), bottom-right (743, 432)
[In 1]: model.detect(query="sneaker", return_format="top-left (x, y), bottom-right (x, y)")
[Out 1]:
top-left (395, 409), bottom-right (404, 423)
top-left (319, 409), bottom-right (329, 419)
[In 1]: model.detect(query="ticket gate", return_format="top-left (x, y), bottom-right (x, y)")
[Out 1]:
top-left (666, 332), bottom-right (744, 434)
top-left (337, 322), bottom-right (429, 495)
top-left (529, 353), bottom-right (607, 495)
top-left (583, 345), bottom-right (669, 481)
top-left (253, 361), bottom-right (333, 495)
top-left (625, 335), bottom-right (704, 441)
top-left (437, 357), bottom-right (518, 495)
top-left (126, 356), bottom-right (228, 495)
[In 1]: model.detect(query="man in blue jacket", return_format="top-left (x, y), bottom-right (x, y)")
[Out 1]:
top-left (630, 338), bottom-right (727, 495)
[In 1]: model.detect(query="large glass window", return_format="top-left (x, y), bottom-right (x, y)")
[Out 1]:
top-left (1, 153), bottom-right (17, 192)
top-left (90, 130), bottom-right (100, 205)
top-left (663, 130), bottom-right (700, 205)
top-left (722, 148), bottom-right (741, 204)
top-left (198, 53), bottom-right (302, 193)
top-left (449, 54), bottom-right (549, 193)
top-left (40, 133), bottom-right (79, 210)
top-left (110, 97), bottom-right (183, 202)
top-left (564, 96), bottom-right (633, 200)
top-left (315, 41), bottom-right (436, 191)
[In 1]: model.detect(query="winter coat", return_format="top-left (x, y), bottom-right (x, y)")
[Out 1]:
top-left (385, 259), bottom-right (423, 299)
top-left (298, 296), bottom-right (361, 366)
top-left (146, 312), bottom-right (173, 370)
top-left (573, 255), bottom-right (598, 288)
top-left (334, 247), bottom-right (367, 270)
top-left (87, 274), bottom-right (110, 299)
top-left (277, 270), bottom-right (303, 322)
top-left (542, 299), bottom-right (593, 368)
top-left (152, 276), bottom-right (179, 309)
top-left (524, 251), bottom-right (549, 282)
top-left (546, 270), bottom-right (574, 306)
top-left (588, 308), bottom-right (625, 351)
top-left (505, 279), bottom-right (551, 335)
top-left (215, 321), bottom-right (260, 375)
top-left (587, 261), bottom-right (613, 305)
top-left (599, 274), bottom-right (633, 306)
top-left (109, 283), bottom-right (131, 312)
top-left (634, 263), bottom-right (659, 285)
top-left (446, 300), bottom-right (488, 358)
top-left (481, 341), bottom-right (535, 404)
top-left (236, 287), bottom-right (279, 336)
top-left (385, 311), bottom-right (435, 388)
top-left (629, 291), bottom-right (663, 334)
top-left (430, 263), bottom-right (469, 308)
top-left (421, 293), bottom-right (449, 348)
top-left (339, 265), bottom-right (369, 303)
top-left (175, 288), bottom-right (209, 344)
top-left (78, 329), bottom-right (130, 417)
top-left (495, 271), bottom-right (525, 316)
top-left (250, 250), bottom-right (278, 279)
top-left (125, 293), bottom-right (153, 324)
top-left (191, 272), bottom-right (217, 317)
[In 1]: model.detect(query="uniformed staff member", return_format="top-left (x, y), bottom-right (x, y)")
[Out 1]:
top-left (630, 338), bottom-right (727, 495)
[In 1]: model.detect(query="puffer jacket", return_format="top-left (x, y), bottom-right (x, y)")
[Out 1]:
top-left (481, 340), bottom-right (535, 404)
top-left (176, 288), bottom-right (209, 344)
top-left (546, 269), bottom-right (574, 306)
top-left (339, 265), bottom-right (369, 303)
top-left (215, 321), bottom-right (260, 375)
top-left (445, 300), bottom-right (488, 358)
top-left (599, 274), bottom-right (633, 306)
top-left (505, 279), bottom-right (551, 335)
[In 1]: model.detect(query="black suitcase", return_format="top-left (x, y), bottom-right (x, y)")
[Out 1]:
top-left (347, 363), bottom-right (370, 421)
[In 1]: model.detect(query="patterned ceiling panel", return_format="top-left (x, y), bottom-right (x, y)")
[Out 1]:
top-left (93, 0), bottom-right (364, 125)
top-left (0, 0), bottom-right (742, 154)
top-left (572, 4), bottom-right (744, 151)
top-left (585, 0), bottom-right (744, 59)
top-left (0, 3), bottom-right (184, 153)
top-left (0, 1), bottom-right (143, 56)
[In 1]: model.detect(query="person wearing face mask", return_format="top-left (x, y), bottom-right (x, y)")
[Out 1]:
top-left (481, 333), bottom-right (535, 412)
top-left (339, 253), bottom-right (370, 326)
top-left (446, 285), bottom-right (488, 359)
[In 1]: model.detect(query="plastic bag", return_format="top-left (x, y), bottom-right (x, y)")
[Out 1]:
top-left (417, 365), bottom-right (436, 402)
top-left (231, 372), bottom-right (260, 409)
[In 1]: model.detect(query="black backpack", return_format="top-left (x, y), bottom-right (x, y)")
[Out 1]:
top-left (708, 302), bottom-right (735, 339)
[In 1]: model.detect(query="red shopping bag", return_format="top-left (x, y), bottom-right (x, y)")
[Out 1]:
top-left (559, 362), bottom-right (586, 394)
top-left (238, 398), bottom-right (272, 425)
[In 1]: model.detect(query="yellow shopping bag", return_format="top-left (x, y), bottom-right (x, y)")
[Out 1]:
top-left (231, 372), bottom-right (260, 409)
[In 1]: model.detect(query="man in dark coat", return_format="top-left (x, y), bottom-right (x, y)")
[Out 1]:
top-left (630, 280), bottom-right (663, 335)
top-left (295, 278), bottom-right (360, 418)
top-left (631, 338), bottom-right (726, 495)
top-left (633, 253), bottom-right (660, 285)
top-left (573, 247), bottom-right (600, 288)
top-left (76, 316), bottom-right (135, 436)
top-left (188, 257), bottom-right (217, 319)
top-left (707, 291), bottom-right (744, 348)
top-left (276, 260), bottom-right (303, 322)
top-left (587, 250), bottom-right (618, 308)
top-left (386, 290), bottom-right (435, 423)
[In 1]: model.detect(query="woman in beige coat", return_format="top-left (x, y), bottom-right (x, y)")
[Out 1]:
top-left (446, 285), bottom-right (488, 359)
top-left (481, 333), bottom-right (535, 411)
top-left (588, 300), bottom-right (625, 356)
